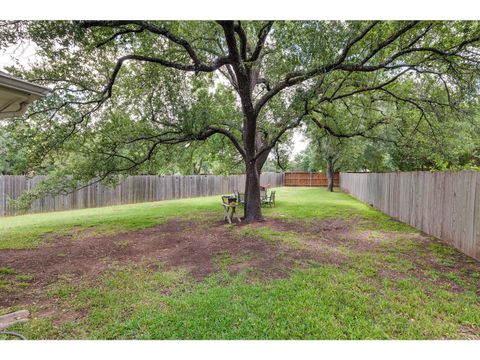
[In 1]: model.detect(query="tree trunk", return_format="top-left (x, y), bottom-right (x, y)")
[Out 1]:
top-left (244, 160), bottom-right (263, 221)
top-left (242, 113), bottom-right (264, 222)
top-left (221, 39), bottom-right (266, 222)
top-left (255, 131), bottom-right (270, 175)
top-left (326, 158), bottom-right (335, 192)
top-left (242, 128), bottom-right (273, 221)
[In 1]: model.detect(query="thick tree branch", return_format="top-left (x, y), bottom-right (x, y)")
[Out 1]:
top-left (217, 21), bottom-right (242, 64)
top-left (233, 21), bottom-right (249, 61)
top-left (206, 126), bottom-right (246, 159)
top-left (253, 21), bottom-right (379, 115)
top-left (81, 20), bottom-right (206, 68)
top-left (248, 21), bottom-right (274, 62)
top-left (360, 21), bottom-right (419, 65)
top-left (101, 54), bottom-right (231, 100)
top-left (94, 26), bottom-right (145, 48)
top-left (322, 68), bottom-right (411, 102)
top-left (254, 21), bottom-right (480, 116)
top-left (253, 101), bottom-right (310, 162)
top-left (336, 21), bottom-right (380, 64)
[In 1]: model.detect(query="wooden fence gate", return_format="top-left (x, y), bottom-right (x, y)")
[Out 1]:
top-left (284, 172), bottom-right (339, 187)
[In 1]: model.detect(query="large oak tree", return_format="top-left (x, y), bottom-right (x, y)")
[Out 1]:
top-left (2, 20), bottom-right (480, 221)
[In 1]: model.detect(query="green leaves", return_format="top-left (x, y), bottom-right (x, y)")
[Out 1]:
top-left (2, 20), bottom-right (480, 204)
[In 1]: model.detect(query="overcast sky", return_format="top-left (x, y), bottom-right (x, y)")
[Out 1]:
top-left (0, 42), bottom-right (37, 70)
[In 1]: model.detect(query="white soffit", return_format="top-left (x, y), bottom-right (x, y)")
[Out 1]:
top-left (0, 71), bottom-right (50, 119)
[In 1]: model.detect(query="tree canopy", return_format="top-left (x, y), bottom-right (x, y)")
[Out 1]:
top-left (2, 20), bottom-right (480, 220)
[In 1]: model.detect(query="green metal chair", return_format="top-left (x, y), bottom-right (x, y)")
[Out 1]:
top-left (262, 190), bottom-right (276, 207)
top-left (260, 189), bottom-right (268, 201)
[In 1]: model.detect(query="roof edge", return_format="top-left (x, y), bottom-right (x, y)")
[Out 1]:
top-left (0, 72), bottom-right (50, 97)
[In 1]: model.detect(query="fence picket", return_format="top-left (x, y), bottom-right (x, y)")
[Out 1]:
top-left (340, 171), bottom-right (480, 261)
top-left (0, 173), bottom-right (284, 217)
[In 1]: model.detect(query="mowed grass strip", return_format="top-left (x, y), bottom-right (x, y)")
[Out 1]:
top-left (0, 187), bottom-right (410, 250)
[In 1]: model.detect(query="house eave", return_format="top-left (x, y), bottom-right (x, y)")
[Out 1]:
top-left (0, 71), bottom-right (50, 119)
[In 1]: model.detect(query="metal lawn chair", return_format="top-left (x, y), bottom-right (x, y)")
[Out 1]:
top-left (262, 190), bottom-right (276, 207)
top-left (260, 189), bottom-right (268, 202)
top-left (221, 195), bottom-right (241, 223)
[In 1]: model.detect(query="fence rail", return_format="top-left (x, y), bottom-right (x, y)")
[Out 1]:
top-left (340, 171), bottom-right (480, 261)
top-left (0, 172), bottom-right (284, 216)
top-left (284, 172), bottom-right (339, 187)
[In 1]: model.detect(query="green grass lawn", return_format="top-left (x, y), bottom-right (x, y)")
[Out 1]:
top-left (0, 194), bottom-right (219, 250)
top-left (0, 187), bottom-right (409, 250)
top-left (1, 187), bottom-right (479, 339)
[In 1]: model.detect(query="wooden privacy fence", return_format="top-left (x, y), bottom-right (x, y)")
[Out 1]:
top-left (284, 172), bottom-right (339, 187)
top-left (340, 171), bottom-right (480, 261)
top-left (0, 172), bottom-right (284, 216)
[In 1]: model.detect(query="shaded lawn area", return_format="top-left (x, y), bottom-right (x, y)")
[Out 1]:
top-left (0, 187), bottom-right (479, 339)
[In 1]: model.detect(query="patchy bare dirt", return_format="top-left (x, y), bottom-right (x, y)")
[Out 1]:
top-left (0, 218), bottom-right (317, 308)
top-left (459, 325), bottom-right (480, 340)
top-left (245, 217), bottom-right (399, 254)
top-left (247, 217), bottom-right (480, 293)
top-left (1, 215), bottom-right (479, 315)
